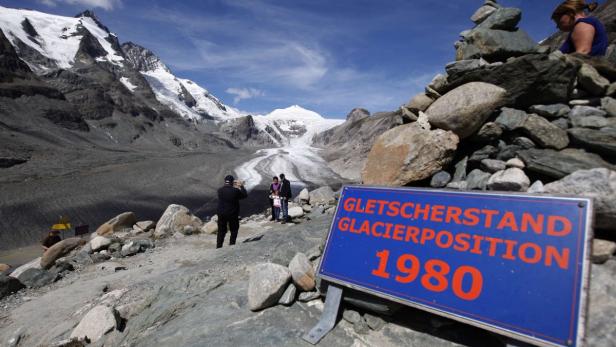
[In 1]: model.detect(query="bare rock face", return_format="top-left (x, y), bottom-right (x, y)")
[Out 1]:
top-left (154, 204), bottom-right (202, 239)
top-left (96, 212), bottom-right (137, 236)
top-left (247, 263), bottom-right (291, 311)
top-left (70, 305), bottom-right (119, 343)
top-left (288, 253), bottom-right (315, 291)
top-left (426, 82), bottom-right (507, 139)
top-left (544, 168), bottom-right (616, 231)
top-left (41, 238), bottom-right (86, 269)
top-left (362, 121), bottom-right (458, 186)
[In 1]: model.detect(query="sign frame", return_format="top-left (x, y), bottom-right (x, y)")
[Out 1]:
top-left (317, 185), bottom-right (593, 347)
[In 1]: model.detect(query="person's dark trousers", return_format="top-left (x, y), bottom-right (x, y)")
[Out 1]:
top-left (281, 199), bottom-right (289, 221)
top-left (217, 214), bottom-right (240, 248)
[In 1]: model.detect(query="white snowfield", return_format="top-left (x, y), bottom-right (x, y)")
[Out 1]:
top-left (236, 106), bottom-right (344, 190)
top-left (0, 6), bottom-right (124, 70)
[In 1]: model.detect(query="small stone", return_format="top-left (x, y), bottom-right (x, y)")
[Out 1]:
top-left (578, 63), bottom-right (609, 96)
top-left (90, 236), bottom-right (111, 252)
top-left (607, 82), bottom-right (616, 96)
top-left (592, 239), bottom-right (616, 264)
top-left (551, 118), bottom-right (570, 130)
top-left (201, 220), bottom-right (218, 234)
top-left (134, 221), bottom-right (155, 232)
top-left (120, 242), bottom-right (141, 257)
top-left (364, 313), bottom-right (386, 331)
top-left (428, 74), bottom-right (448, 94)
top-left (569, 99), bottom-right (591, 106)
top-left (446, 181), bottom-right (468, 190)
top-left (527, 180), bottom-right (545, 193)
top-left (570, 115), bottom-right (609, 128)
top-left (487, 168), bottom-right (530, 192)
top-left (512, 137), bottom-right (536, 149)
top-left (302, 205), bottom-right (312, 213)
top-left (601, 97), bottom-right (616, 117)
top-left (343, 309), bottom-right (362, 324)
top-left (289, 253), bottom-right (315, 291)
top-left (0, 274), bottom-right (25, 300)
top-left (70, 305), bottom-right (119, 343)
top-left (569, 105), bottom-right (607, 118)
top-left (288, 206), bottom-right (304, 219)
top-left (529, 104), bottom-right (570, 119)
top-left (353, 316), bottom-right (370, 335)
top-left (466, 169), bottom-right (491, 190)
top-left (0, 263), bottom-right (10, 275)
top-left (298, 188), bottom-right (310, 203)
top-left (452, 157), bottom-right (468, 182)
top-left (298, 291), bottom-right (320, 302)
top-left (480, 159), bottom-right (507, 173)
top-left (405, 93), bottom-right (435, 113)
top-left (506, 158), bottom-right (525, 169)
top-left (96, 262), bottom-right (127, 272)
top-left (96, 212), bottom-right (137, 236)
top-left (470, 4), bottom-right (497, 24)
top-left (430, 171), bottom-right (451, 188)
top-left (278, 283), bottom-right (297, 306)
top-left (473, 122), bottom-right (503, 143)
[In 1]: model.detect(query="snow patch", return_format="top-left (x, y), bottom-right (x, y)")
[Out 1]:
top-left (120, 77), bottom-right (137, 92)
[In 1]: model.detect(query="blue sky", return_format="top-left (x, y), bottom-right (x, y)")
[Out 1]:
top-left (1, 0), bottom-right (567, 117)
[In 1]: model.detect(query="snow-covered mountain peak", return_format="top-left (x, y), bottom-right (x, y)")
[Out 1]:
top-left (0, 5), bottom-right (124, 71)
top-left (265, 105), bottom-right (325, 121)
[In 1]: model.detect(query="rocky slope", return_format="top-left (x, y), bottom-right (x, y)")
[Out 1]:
top-left (0, 185), bottom-right (615, 346)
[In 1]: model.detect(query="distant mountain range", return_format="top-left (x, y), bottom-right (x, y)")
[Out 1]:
top-left (0, 5), bottom-right (340, 153)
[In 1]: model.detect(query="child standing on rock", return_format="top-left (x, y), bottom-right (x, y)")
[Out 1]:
top-left (270, 190), bottom-right (282, 222)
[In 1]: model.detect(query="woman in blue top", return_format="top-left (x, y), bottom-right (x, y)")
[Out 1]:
top-left (551, 0), bottom-right (608, 56)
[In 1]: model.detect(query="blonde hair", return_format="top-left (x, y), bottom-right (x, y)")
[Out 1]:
top-left (552, 0), bottom-right (599, 20)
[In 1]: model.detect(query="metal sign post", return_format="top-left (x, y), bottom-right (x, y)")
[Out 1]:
top-left (302, 284), bottom-right (344, 344)
top-left (309, 185), bottom-right (593, 347)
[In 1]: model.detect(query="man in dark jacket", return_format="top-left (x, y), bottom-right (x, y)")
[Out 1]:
top-left (279, 173), bottom-right (292, 223)
top-left (216, 174), bottom-right (248, 248)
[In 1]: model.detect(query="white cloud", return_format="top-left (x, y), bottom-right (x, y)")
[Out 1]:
top-left (226, 87), bottom-right (265, 104)
top-left (38, 0), bottom-right (122, 10)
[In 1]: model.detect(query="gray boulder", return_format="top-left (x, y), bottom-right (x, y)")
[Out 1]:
top-left (476, 7), bottom-right (521, 30)
top-left (405, 93), bottom-right (434, 113)
top-left (608, 82), bottom-right (616, 97)
top-left (154, 204), bottom-right (203, 239)
top-left (473, 122), bottom-right (503, 143)
top-left (288, 206), bottom-right (304, 219)
top-left (506, 158), bottom-right (525, 169)
top-left (527, 180), bottom-right (544, 193)
top-left (570, 115), bottom-right (609, 128)
top-left (446, 54), bottom-right (577, 109)
top-left (602, 97), bottom-right (616, 117)
top-left (469, 146), bottom-right (498, 163)
top-left (9, 257), bottom-right (42, 278)
top-left (430, 171), bottom-right (451, 188)
top-left (495, 109), bottom-right (569, 149)
top-left (426, 82), bottom-right (507, 138)
top-left (455, 28), bottom-right (536, 62)
top-left (309, 186), bottom-right (336, 205)
top-left (487, 168), bottom-right (530, 191)
top-left (592, 239), bottom-right (616, 264)
top-left (480, 159), bottom-right (506, 173)
top-left (90, 236), bottom-right (111, 252)
top-left (569, 105), bottom-right (607, 118)
top-left (470, 4), bottom-right (497, 24)
top-left (70, 305), bottom-right (119, 343)
top-left (528, 104), bottom-right (570, 119)
top-left (278, 283), bottom-right (297, 306)
top-left (288, 253), bottom-right (315, 291)
top-left (544, 168), bottom-right (616, 231)
top-left (96, 212), bottom-right (137, 236)
top-left (518, 148), bottom-right (614, 180)
top-left (445, 59), bottom-right (487, 75)
top-left (41, 238), bottom-right (86, 269)
top-left (568, 128), bottom-right (616, 158)
top-left (0, 274), bottom-right (25, 300)
top-left (297, 188), bottom-right (310, 203)
top-left (362, 121), bottom-right (458, 186)
top-left (427, 74), bottom-right (448, 94)
top-left (16, 268), bottom-right (58, 288)
top-left (247, 263), bottom-right (291, 311)
top-left (551, 118), bottom-right (570, 130)
top-left (578, 63), bottom-right (609, 96)
top-left (466, 169), bottom-right (491, 190)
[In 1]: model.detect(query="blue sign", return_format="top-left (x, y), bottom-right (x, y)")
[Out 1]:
top-left (318, 186), bottom-right (592, 347)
